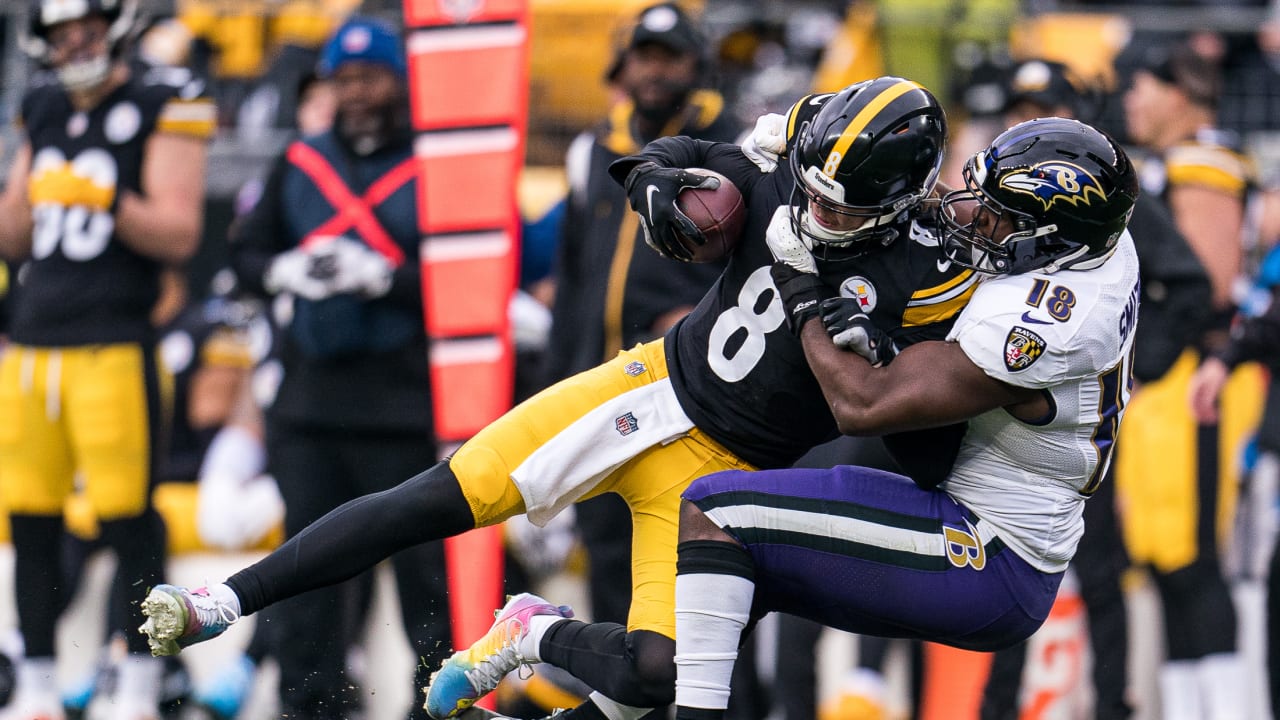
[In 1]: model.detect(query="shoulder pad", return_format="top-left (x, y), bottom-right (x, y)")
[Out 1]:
top-left (1165, 141), bottom-right (1252, 194)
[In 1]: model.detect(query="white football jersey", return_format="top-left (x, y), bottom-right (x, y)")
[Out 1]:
top-left (943, 231), bottom-right (1140, 573)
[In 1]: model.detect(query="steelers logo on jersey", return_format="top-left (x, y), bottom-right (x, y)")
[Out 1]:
top-left (105, 102), bottom-right (143, 145)
top-left (998, 160), bottom-right (1106, 212)
top-left (1004, 326), bottom-right (1046, 372)
top-left (839, 275), bottom-right (877, 313)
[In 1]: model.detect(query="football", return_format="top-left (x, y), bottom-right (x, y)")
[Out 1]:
top-left (675, 168), bottom-right (746, 263)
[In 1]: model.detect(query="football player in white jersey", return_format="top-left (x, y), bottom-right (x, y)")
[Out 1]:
top-left (670, 117), bottom-right (1141, 720)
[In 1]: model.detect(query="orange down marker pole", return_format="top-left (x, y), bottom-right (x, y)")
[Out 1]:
top-left (402, 0), bottom-right (529, 696)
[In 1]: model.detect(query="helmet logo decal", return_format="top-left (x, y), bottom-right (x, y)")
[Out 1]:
top-left (998, 161), bottom-right (1105, 211)
top-left (1004, 326), bottom-right (1047, 372)
top-left (839, 276), bottom-right (877, 313)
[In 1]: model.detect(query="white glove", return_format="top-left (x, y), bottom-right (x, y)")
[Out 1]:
top-left (263, 246), bottom-right (334, 300)
top-left (197, 425), bottom-right (276, 551)
top-left (765, 205), bottom-right (817, 274)
top-left (740, 112), bottom-right (788, 172)
top-left (322, 236), bottom-right (394, 298)
top-left (504, 508), bottom-right (578, 580)
top-left (198, 474), bottom-right (284, 551)
top-left (509, 289), bottom-right (552, 352)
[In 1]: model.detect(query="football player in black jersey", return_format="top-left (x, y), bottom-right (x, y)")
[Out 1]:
top-left (138, 77), bottom-right (975, 720)
top-left (0, 0), bottom-right (214, 716)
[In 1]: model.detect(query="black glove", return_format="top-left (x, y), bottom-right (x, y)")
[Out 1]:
top-left (820, 297), bottom-right (899, 366)
top-left (622, 161), bottom-right (720, 262)
top-left (770, 262), bottom-right (832, 337)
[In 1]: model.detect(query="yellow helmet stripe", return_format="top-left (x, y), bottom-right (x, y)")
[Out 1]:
top-left (825, 79), bottom-right (922, 177)
top-left (786, 94), bottom-right (816, 141)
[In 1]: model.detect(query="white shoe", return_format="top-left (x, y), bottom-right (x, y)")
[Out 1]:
top-left (1, 688), bottom-right (65, 720)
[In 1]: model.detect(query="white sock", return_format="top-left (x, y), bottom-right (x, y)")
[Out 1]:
top-left (673, 571), bottom-right (754, 711)
top-left (588, 691), bottom-right (651, 720)
top-left (1159, 660), bottom-right (1203, 720)
top-left (116, 654), bottom-right (163, 705)
top-left (17, 657), bottom-right (58, 696)
top-left (1197, 652), bottom-right (1248, 720)
top-left (518, 614), bottom-right (568, 662)
top-left (209, 583), bottom-right (243, 617)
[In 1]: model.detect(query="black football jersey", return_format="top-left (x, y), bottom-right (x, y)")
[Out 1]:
top-left (633, 111), bottom-right (978, 469)
top-left (9, 68), bottom-right (215, 346)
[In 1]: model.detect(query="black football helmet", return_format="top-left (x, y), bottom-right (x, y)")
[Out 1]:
top-left (788, 76), bottom-right (947, 259)
top-left (25, 0), bottom-right (138, 91)
top-left (939, 117), bottom-right (1138, 275)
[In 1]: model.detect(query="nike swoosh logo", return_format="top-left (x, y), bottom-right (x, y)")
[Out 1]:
top-left (809, 93), bottom-right (836, 105)
top-left (936, 259), bottom-right (952, 272)
top-left (1020, 311), bottom-right (1053, 325)
top-left (646, 185), bottom-right (660, 224)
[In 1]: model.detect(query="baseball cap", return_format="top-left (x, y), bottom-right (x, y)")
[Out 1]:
top-left (1003, 59), bottom-right (1084, 115)
top-left (627, 3), bottom-right (703, 55)
top-left (318, 16), bottom-right (406, 79)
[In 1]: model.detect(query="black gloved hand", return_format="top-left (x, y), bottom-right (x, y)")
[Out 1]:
top-left (820, 297), bottom-right (899, 366)
top-left (770, 261), bottom-right (832, 337)
top-left (622, 161), bottom-right (721, 262)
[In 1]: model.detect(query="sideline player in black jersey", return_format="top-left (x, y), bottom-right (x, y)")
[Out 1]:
top-left (138, 76), bottom-right (976, 720)
top-left (0, 0), bottom-right (214, 716)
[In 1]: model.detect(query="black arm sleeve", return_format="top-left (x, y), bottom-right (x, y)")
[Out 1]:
top-left (608, 136), bottom-right (770, 197)
top-left (225, 463), bottom-right (475, 616)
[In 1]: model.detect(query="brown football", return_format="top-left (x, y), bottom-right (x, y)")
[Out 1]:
top-left (674, 168), bottom-right (746, 263)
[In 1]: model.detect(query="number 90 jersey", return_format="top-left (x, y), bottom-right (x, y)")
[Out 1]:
top-left (9, 68), bottom-right (215, 347)
top-left (633, 127), bottom-right (978, 469)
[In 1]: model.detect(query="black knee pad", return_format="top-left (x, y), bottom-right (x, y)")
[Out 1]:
top-left (625, 630), bottom-right (676, 707)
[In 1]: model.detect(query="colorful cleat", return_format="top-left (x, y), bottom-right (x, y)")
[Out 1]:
top-left (424, 593), bottom-right (573, 719)
top-left (138, 585), bottom-right (239, 657)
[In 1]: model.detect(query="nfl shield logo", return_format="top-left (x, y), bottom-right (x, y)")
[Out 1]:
top-left (1004, 326), bottom-right (1047, 372)
top-left (624, 361), bottom-right (646, 377)
top-left (615, 412), bottom-right (639, 436)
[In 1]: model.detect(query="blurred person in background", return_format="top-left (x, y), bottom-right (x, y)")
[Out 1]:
top-left (976, 57), bottom-right (1212, 720)
top-left (1118, 37), bottom-right (1263, 720)
top-left (539, 1), bottom-right (742, 661)
top-left (206, 16), bottom-right (452, 720)
top-left (1189, 240), bottom-right (1280, 720)
top-left (182, 66), bottom-right (335, 720)
top-left (0, 0), bottom-right (213, 716)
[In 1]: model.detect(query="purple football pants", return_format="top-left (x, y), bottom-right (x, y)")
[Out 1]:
top-left (682, 464), bottom-right (1063, 651)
